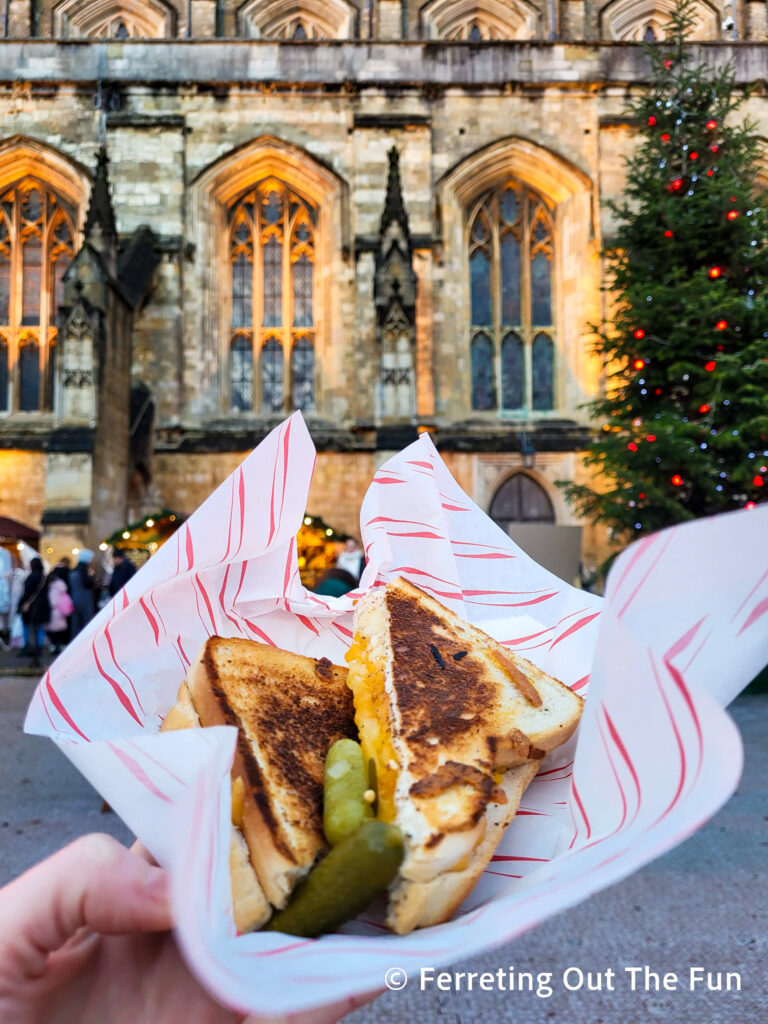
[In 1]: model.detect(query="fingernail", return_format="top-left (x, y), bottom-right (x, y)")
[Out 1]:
top-left (142, 867), bottom-right (170, 905)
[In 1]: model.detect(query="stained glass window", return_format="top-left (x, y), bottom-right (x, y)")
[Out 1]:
top-left (228, 181), bottom-right (316, 414)
top-left (0, 257), bottom-right (9, 323)
top-left (231, 335), bottom-right (253, 412)
top-left (501, 234), bottom-right (521, 325)
top-left (470, 250), bottom-right (492, 326)
top-left (262, 337), bottom-right (284, 412)
top-left (467, 183), bottom-right (555, 413)
top-left (0, 338), bottom-right (7, 411)
top-left (291, 338), bottom-right (314, 410)
top-left (262, 236), bottom-right (282, 328)
top-left (531, 253), bottom-right (552, 326)
top-left (532, 332), bottom-right (554, 411)
top-left (19, 338), bottom-right (40, 411)
top-left (0, 177), bottom-right (75, 411)
top-left (471, 333), bottom-right (495, 411)
top-left (501, 332), bottom-right (524, 410)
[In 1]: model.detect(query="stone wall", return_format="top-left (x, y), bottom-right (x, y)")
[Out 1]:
top-left (0, 450), bottom-right (46, 527)
top-left (4, 1), bottom-right (761, 41)
top-left (0, 39), bottom-right (763, 568)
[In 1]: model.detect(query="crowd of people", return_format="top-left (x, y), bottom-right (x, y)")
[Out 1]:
top-left (3, 548), bottom-right (136, 668)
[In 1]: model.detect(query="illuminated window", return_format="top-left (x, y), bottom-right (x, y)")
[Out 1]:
top-left (227, 180), bottom-right (316, 414)
top-left (0, 177), bottom-right (75, 412)
top-left (468, 181), bottom-right (555, 413)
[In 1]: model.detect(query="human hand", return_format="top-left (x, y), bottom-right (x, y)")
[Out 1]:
top-left (0, 834), bottom-right (376, 1024)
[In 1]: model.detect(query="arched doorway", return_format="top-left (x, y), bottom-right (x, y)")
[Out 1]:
top-left (489, 472), bottom-right (555, 531)
top-left (489, 473), bottom-right (582, 581)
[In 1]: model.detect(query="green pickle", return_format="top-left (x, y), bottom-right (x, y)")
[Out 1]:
top-left (265, 820), bottom-right (404, 937)
top-left (323, 738), bottom-right (374, 846)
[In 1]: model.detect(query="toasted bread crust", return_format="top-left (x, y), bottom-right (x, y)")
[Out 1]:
top-left (387, 761), bottom-right (538, 933)
top-left (351, 577), bottom-right (584, 928)
top-left (160, 680), bottom-right (271, 931)
top-left (189, 637), bottom-right (356, 908)
top-left (382, 578), bottom-right (583, 777)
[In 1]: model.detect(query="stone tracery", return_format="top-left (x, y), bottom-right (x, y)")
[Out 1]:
top-left (53, 0), bottom-right (177, 38)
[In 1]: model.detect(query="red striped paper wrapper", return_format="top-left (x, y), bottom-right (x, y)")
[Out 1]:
top-left (24, 413), bottom-right (768, 1017)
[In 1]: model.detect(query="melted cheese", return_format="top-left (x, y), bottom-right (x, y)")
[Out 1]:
top-left (231, 775), bottom-right (245, 829)
top-left (345, 638), bottom-right (399, 823)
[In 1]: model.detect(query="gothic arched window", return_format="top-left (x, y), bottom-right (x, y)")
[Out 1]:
top-left (0, 337), bottom-right (8, 412)
top-left (468, 181), bottom-right (555, 414)
top-left (0, 177), bottom-right (75, 412)
top-left (227, 180), bottom-right (317, 414)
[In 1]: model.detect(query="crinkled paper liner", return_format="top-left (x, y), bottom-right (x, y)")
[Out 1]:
top-left (25, 414), bottom-right (768, 1017)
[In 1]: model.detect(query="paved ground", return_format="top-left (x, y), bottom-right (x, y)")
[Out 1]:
top-left (1, 675), bottom-right (766, 1024)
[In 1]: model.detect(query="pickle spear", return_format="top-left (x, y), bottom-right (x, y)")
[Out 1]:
top-left (323, 738), bottom-right (374, 846)
top-left (265, 820), bottom-right (403, 937)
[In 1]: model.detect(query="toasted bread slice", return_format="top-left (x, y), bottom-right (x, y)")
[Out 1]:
top-left (160, 680), bottom-right (271, 932)
top-left (387, 760), bottom-right (538, 934)
top-left (188, 637), bottom-right (356, 909)
top-left (347, 577), bottom-right (583, 932)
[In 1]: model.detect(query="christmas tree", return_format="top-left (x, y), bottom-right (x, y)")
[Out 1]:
top-left (562, 0), bottom-right (768, 542)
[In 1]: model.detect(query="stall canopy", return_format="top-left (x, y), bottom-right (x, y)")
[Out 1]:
top-left (0, 516), bottom-right (40, 545)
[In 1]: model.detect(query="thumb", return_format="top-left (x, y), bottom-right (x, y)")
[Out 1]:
top-left (0, 833), bottom-right (172, 981)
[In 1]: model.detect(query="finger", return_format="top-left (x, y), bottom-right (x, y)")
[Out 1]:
top-left (0, 833), bottom-right (172, 981)
top-left (130, 838), bottom-right (160, 866)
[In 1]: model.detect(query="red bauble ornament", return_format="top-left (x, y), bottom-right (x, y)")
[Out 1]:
top-left (705, 361), bottom-right (716, 371)
top-left (639, 492), bottom-right (646, 499)
top-left (661, 133), bottom-right (671, 142)
top-left (689, 152), bottom-right (698, 160)
top-left (668, 178), bottom-right (684, 193)
top-left (746, 501), bottom-right (757, 510)
top-left (699, 404), bottom-right (710, 413)
top-left (664, 60), bottom-right (673, 70)
top-left (648, 115), bottom-right (657, 126)
top-left (715, 320), bottom-right (727, 330)
top-left (706, 119), bottom-right (717, 130)
top-left (707, 170), bottom-right (714, 177)
top-left (708, 266), bottom-right (722, 279)
top-left (711, 145), bottom-right (718, 152)
top-left (664, 229), bottom-right (674, 238)
top-left (727, 210), bottom-right (739, 220)
top-left (646, 435), bottom-right (656, 442)
top-left (627, 442), bottom-right (638, 452)
top-left (633, 328), bottom-right (646, 340)
top-left (754, 476), bottom-right (765, 487)
top-left (671, 474), bottom-right (683, 486)
top-left (655, 387), bottom-right (662, 395)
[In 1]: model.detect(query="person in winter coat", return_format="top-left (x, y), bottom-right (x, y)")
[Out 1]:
top-left (68, 549), bottom-right (97, 639)
top-left (19, 557), bottom-right (50, 668)
top-left (46, 566), bottom-right (73, 654)
top-left (108, 550), bottom-right (137, 597)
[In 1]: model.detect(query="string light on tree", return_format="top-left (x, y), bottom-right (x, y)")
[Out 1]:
top-left (559, 0), bottom-right (768, 541)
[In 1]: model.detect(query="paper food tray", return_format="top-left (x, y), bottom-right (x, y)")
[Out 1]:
top-left (24, 413), bottom-right (768, 1017)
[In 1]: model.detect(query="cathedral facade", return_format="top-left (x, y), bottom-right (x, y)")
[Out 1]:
top-left (0, 0), bottom-right (764, 574)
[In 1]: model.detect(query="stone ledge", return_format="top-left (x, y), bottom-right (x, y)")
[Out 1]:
top-left (0, 41), bottom-right (764, 88)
